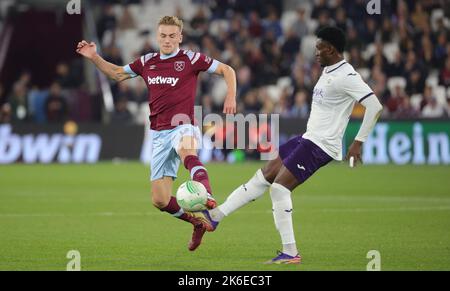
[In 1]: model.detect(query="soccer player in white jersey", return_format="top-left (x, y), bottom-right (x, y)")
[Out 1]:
top-left (196, 26), bottom-right (383, 264)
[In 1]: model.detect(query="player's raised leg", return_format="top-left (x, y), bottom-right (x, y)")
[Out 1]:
top-left (206, 156), bottom-right (283, 226)
top-left (151, 177), bottom-right (202, 224)
top-left (177, 134), bottom-right (216, 209)
top-left (205, 136), bottom-right (301, 226)
top-left (151, 177), bottom-right (207, 251)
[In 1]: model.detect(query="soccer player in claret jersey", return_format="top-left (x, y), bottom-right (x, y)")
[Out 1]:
top-left (196, 26), bottom-right (384, 264)
top-left (76, 16), bottom-right (236, 251)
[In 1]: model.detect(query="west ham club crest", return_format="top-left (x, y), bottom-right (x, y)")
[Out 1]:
top-left (174, 61), bottom-right (185, 72)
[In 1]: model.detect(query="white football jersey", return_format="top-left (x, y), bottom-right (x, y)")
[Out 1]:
top-left (302, 60), bottom-right (373, 160)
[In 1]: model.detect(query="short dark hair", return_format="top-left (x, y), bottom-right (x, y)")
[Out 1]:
top-left (316, 26), bottom-right (346, 53)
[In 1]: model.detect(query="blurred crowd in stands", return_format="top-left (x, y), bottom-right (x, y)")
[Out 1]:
top-left (1, 0), bottom-right (450, 124)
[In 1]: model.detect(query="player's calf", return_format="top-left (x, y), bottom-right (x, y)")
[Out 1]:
top-left (183, 154), bottom-right (216, 207)
top-left (157, 196), bottom-right (203, 226)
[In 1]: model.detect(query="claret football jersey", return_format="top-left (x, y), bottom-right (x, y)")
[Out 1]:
top-left (124, 49), bottom-right (218, 131)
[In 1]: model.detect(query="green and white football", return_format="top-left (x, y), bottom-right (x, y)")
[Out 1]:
top-left (176, 180), bottom-right (208, 211)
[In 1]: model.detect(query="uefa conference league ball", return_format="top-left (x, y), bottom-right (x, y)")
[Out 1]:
top-left (176, 181), bottom-right (208, 212)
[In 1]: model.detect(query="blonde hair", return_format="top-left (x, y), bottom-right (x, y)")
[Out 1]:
top-left (158, 16), bottom-right (183, 31)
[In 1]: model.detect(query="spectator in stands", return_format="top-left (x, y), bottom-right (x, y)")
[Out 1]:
top-left (434, 31), bottom-right (448, 67)
top-left (8, 82), bottom-right (29, 122)
top-left (291, 7), bottom-right (309, 40)
top-left (411, 2), bottom-right (429, 32)
top-left (368, 43), bottom-right (389, 71)
top-left (446, 97), bottom-right (450, 117)
top-left (418, 35), bottom-right (434, 70)
top-left (14, 71), bottom-right (32, 91)
top-left (201, 94), bottom-right (214, 116)
top-left (274, 89), bottom-right (291, 118)
top-left (439, 56), bottom-right (450, 87)
top-left (381, 17), bottom-right (394, 43)
top-left (398, 24), bottom-right (414, 55)
top-left (118, 5), bottom-right (136, 30)
top-left (388, 50), bottom-right (405, 77)
top-left (104, 45), bottom-right (124, 65)
top-left (360, 18), bottom-right (377, 44)
top-left (97, 4), bottom-right (117, 41)
top-left (0, 84), bottom-right (11, 123)
top-left (422, 96), bottom-right (445, 118)
top-left (111, 97), bottom-right (132, 123)
top-left (335, 7), bottom-right (350, 33)
top-left (281, 28), bottom-right (301, 62)
top-left (0, 103), bottom-right (11, 123)
top-left (115, 81), bottom-right (137, 103)
top-left (420, 85), bottom-right (435, 110)
top-left (236, 65), bottom-right (252, 100)
top-left (260, 89), bottom-right (274, 114)
top-left (45, 82), bottom-right (68, 123)
top-left (134, 79), bottom-right (148, 105)
top-left (242, 89), bottom-right (262, 113)
top-left (315, 11), bottom-right (332, 34)
top-left (0, 83), bottom-right (4, 105)
top-left (247, 11), bottom-right (264, 38)
top-left (386, 85), bottom-right (408, 115)
top-left (190, 7), bottom-right (208, 36)
top-left (311, 0), bottom-right (328, 19)
top-left (221, 40), bottom-right (237, 64)
top-left (290, 90), bottom-right (309, 119)
top-left (55, 62), bottom-right (79, 88)
top-left (346, 26), bottom-right (363, 51)
top-left (348, 46), bottom-right (366, 69)
top-left (280, 30), bottom-right (299, 76)
top-left (368, 66), bottom-right (388, 103)
top-left (393, 96), bottom-right (420, 118)
top-left (406, 70), bottom-right (426, 95)
top-left (104, 45), bottom-right (124, 99)
top-left (262, 9), bottom-right (283, 40)
top-left (291, 66), bottom-right (312, 98)
top-left (404, 50), bottom-right (426, 94)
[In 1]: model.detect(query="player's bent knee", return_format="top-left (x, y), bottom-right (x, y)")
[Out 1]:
top-left (150, 188), bottom-right (171, 209)
top-left (178, 147), bottom-right (197, 162)
top-left (261, 156), bottom-right (283, 183)
top-left (262, 165), bottom-right (278, 183)
top-left (151, 195), bottom-right (169, 209)
top-left (261, 168), bottom-right (274, 183)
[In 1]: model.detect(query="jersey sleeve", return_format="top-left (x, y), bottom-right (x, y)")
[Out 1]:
top-left (123, 64), bottom-right (138, 78)
top-left (128, 56), bottom-right (144, 77)
top-left (189, 52), bottom-right (218, 74)
top-left (127, 53), bottom-right (157, 77)
top-left (340, 72), bottom-right (374, 103)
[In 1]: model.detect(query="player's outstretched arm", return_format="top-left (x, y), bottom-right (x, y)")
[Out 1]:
top-left (213, 63), bottom-right (237, 114)
top-left (76, 40), bottom-right (131, 82)
top-left (345, 95), bottom-right (383, 167)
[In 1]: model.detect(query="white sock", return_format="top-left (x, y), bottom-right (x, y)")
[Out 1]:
top-left (210, 169), bottom-right (271, 221)
top-left (270, 183), bottom-right (298, 257)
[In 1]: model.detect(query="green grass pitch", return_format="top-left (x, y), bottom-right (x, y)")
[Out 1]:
top-left (1, 162), bottom-right (449, 270)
